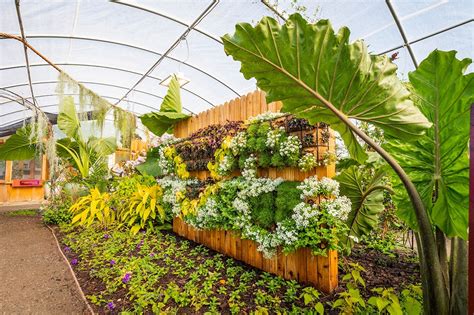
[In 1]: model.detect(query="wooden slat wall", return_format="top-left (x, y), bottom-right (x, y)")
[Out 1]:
top-left (172, 90), bottom-right (338, 293)
top-left (174, 217), bottom-right (338, 293)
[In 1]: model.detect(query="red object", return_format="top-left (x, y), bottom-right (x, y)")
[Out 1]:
top-left (469, 104), bottom-right (474, 315)
top-left (11, 179), bottom-right (43, 187)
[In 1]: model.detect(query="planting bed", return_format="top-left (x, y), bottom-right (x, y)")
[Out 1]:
top-left (57, 225), bottom-right (420, 314)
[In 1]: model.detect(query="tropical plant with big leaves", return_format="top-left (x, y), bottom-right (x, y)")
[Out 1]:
top-left (0, 125), bottom-right (39, 160)
top-left (385, 50), bottom-right (472, 315)
top-left (336, 165), bottom-right (389, 250)
top-left (222, 13), bottom-right (447, 313)
top-left (56, 96), bottom-right (116, 179)
top-left (140, 75), bottom-right (190, 136)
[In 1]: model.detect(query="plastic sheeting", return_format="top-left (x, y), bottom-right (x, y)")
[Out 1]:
top-left (1, 0), bottom-right (472, 128)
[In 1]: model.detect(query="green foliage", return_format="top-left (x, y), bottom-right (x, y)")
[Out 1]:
top-left (60, 226), bottom-right (334, 313)
top-left (258, 152), bottom-right (272, 168)
top-left (222, 13), bottom-right (430, 163)
top-left (385, 50), bottom-right (473, 239)
top-left (270, 153), bottom-right (285, 168)
top-left (249, 192), bottom-right (275, 229)
top-left (122, 185), bottom-right (167, 234)
top-left (368, 288), bottom-right (403, 315)
top-left (0, 125), bottom-right (38, 160)
top-left (42, 206), bottom-right (72, 225)
top-left (135, 147), bottom-right (162, 177)
top-left (140, 76), bottom-right (190, 136)
top-left (70, 188), bottom-right (115, 227)
top-left (274, 181), bottom-right (300, 222)
top-left (400, 285), bottom-right (423, 315)
top-left (336, 166), bottom-right (387, 249)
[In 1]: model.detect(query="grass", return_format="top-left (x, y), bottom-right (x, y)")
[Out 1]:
top-left (4, 209), bottom-right (38, 217)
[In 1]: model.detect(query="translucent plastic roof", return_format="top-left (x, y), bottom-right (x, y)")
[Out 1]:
top-left (1, 0), bottom-right (473, 128)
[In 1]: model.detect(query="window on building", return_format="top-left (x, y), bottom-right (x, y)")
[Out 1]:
top-left (0, 160), bottom-right (5, 180)
top-left (11, 155), bottom-right (42, 180)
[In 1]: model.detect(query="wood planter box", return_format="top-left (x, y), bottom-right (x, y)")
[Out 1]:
top-left (173, 217), bottom-right (338, 293)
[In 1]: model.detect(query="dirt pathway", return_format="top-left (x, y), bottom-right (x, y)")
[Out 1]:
top-left (0, 213), bottom-right (89, 314)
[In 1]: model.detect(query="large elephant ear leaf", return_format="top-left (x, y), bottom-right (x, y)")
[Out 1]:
top-left (385, 50), bottom-right (473, 239)
top-left (58, 96), bottom-right (82, 141)
top-left (88, 136), bottom-right (117, 156)
top-left (0, 125), bottom-right (38, 160)
top-left (336, 166), bottom-right (387, 248)
top-left (135, 147), bottom-right (163, 177)
top-left (140, 75), bottom-right (190, 136)
top-left (222, 14), bottom-right (431, 163)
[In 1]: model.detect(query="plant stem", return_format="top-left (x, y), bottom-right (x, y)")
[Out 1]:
top-left (449, 237), bottom-right (467, 315)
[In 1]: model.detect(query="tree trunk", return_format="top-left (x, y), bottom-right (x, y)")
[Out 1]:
top-left (449, 237), bottom-right (468, 315)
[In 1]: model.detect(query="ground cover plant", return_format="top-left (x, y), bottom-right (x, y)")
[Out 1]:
top-left (58, 224), bottom-right (421, 314)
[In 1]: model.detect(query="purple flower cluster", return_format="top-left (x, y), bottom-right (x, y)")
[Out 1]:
top-left (136, 239), bottom-right (144, 250)
top-left (104, 234), bottom-right (110, 240)
top-left (71, 258), bottom-right (78, 266)
top-left (110, 259), bottom-right (116, 266)
top-left (63, 246), bottom-right (71, 252)
top-left (107, 301), bottom-right (115, 310)
top-left (122, 272), bottom-right (132, 284)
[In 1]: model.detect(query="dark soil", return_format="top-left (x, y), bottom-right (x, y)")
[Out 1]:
top-left (0, 213), bottom-right (89, 314)
top-left (56, 228), bottom-right (420, 314)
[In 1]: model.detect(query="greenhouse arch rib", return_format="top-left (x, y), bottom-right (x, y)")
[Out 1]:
top-left (0, 93), bottom-right (183, 120)
top-left (0, 63), bottom-right (213, 109)
top-left (112, 0), bottom-right (219, 106)
top-left (1, 80), bottom-right (166, 105)
top-left (9, 34), bottom-right (240, 97)
top-left (110, 0), bottom-right (223, 45)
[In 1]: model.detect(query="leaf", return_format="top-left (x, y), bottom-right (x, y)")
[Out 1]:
top-left (385, 50), bottom-right (473, 238)
top-left (314, 302), bottom-right (324, 315)
top-left (58, 96), bottom-right (82, 141)
top-left (140, 112), bottom-right (190, 136)
top-left (160, 75), bottom-right (183, 113)
top-left (140, 76), bottom-right (190, 136)
top-left (88, 136), bottom-right (117, 156)
top-left (336, 166), bottom-right (387, 247)
top-left (0, 125), bottom-right (37, 160)
top-left (222, 14), bottom-right (431, 163)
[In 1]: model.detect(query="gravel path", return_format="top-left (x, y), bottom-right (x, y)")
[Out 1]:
top-left (0, 213), bottom-right (89, 314)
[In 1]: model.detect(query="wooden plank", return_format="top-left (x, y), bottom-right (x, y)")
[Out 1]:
top-left (285, 250), bottom-right (299, 281)
top-left (317, 251), bottom-right (334, 293)
top-left (296, 248), bottom-right (308, 283)
top-left (277, 250), bottom-right (287, 278)
top-left (262, 254), bottom-right (278, 275)
top-left (306, 248), bottom-right (319, 287)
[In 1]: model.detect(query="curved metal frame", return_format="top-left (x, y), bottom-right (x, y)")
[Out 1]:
top-left (0, 62), bottom-right (215, 108)
top-left (8, 33), bottom-right (241, 97)
top-left (0, 93), bottom-right (169, 118)
top-left (111, 0), bottom-right (223, 45)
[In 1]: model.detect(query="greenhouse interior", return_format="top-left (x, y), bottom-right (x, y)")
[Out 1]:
top-left (0, 0), bottom-right (473, 314)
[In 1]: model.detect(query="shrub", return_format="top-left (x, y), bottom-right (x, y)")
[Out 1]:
top-left (42, 206), bottom-right (72, 225)
top-left (275, 181), bottom-right (301, 222)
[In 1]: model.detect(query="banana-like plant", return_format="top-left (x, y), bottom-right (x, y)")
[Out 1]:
top-left (221, 14), bottom-right (457, 313)
top-left (56, 96), bottom-right (116, 178)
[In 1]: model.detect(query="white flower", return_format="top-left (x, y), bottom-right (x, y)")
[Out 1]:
top-left (349, 235), bottom-right (359, 243)
top-left (247, 111), bottom-right (285, 123)
top-left (292, 202), bottom-right (320, 228)
top-left (229, 132), bottom-right (247, 156)
top-left (322, 196), bottom-right (352, 221)
top-left (298, 153), bottom-right (317, 172)
top-left (279, 135), bottom-right (301, 158)
top-left (242, 155), bottom-right (258, 178)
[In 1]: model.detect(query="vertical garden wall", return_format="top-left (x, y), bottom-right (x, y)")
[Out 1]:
top-left (172, 90), bottom-right (338, 293)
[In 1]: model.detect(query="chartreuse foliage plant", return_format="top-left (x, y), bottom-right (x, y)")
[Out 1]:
top-left (70, 188), bottom-right (115, 227)
top-left (222, 13), bottom-right (469, 313)
top-left (121, 185), bottom-right (166, 234)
